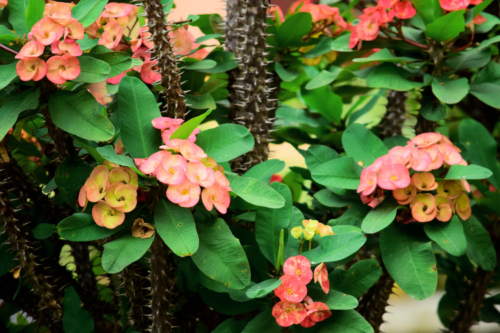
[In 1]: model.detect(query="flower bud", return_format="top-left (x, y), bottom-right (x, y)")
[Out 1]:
top-left (302, 219), bottom-right (319, 232)
top-left (303, 228), bottom-right (315, 241)
top-left (291, 226), bottom-right (303, 239)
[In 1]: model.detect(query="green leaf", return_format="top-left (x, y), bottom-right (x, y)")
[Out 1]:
top-left (71, 0), bottom-right (108, 28)
top-left (361, 200), bottom-right (398, 234)
top-left (96, 145), bottom-right (136, 168)
top-left (195, 34), bottom-right (221, 43)
top-left (185, 59), bottom-right (217, 70)
top-left (276, 229), bottom-right (285, 272)
top-left (330, 33), bottom-right (352, 52)
top-left (185, 93), bottom-right (216, 110)
top-left (304, 145), bottom-right (339, 170)
top-left (197, 51), bottom-right (238, 73)
top-left (77, 35), bottom-right (100, 51)
top-left (342, 123), bottom-right (388, 166)
top-left (255, 182), bottom-right (292, 264)
top-left (33, 223), bottom-right (55, 240)
top-left (213, 318), bottom-right (249, 333)
top-left (90, 49), bottom-right (132, 77)
top-left (245, 279), bottom-right (281, 299)
top-left (285, 207), bottom-right (305, 259)
top-left (276, 12), bottom-right (312, 47)
top-left (314, 189), bottom-right (357, 208)
top-left (226, 173), bottom-right (285, 208)
top-left (318, 310), bottom-right (374, 333)
top-left (241, 310), bottom-right (281, 333)
top-left (0, 89), bottom-right (40, 140)
top-left (459, 118), bottom-right (500, 189)
top-left (446, 47), bottom-right (491, 72)
top-left (425, 10), bottom-right (465, 42)
top-left (305, 67), bottom-right (343, 90)
top-left (170, 109), bottom-right (212, 140)
top-left (380, 223), bottom-right (437, 300)
top-left (192, 219), bottom-right (251, 289)
top-left (117, 76), bottom-right (162, 158)
top-left (477, 35), bottom-right (500, 50)
top-left (424, 216), bottom-right (467, 257)
top-left (49, 89), bottom-right (115, 141)
top-left (25, 0), bottom-right (45, 31)
top-left (461, 216), bottom-right (497, 271)
top-left (196, 124), bottom-right (254, 163)
top-left (420, 98), bottom-right (447, 121)
top-left (102, 231), bottom-right (155, 273)
top-left (302, 37), bottom-right (336, 58)
top-left (475, 13), bottom-right (500, 34)
top-left (243, 159), bottom-right (285, 183)
top-left (58, 213), bottom-right (123, 241)
top-left (73, 56), bottom-right (111, 83)
top-left (469, 62), bottom-right (500, 108)
top-left (411, 0), bottom-right (443, 25)
top-left (311, 157), bottom-right (361, 190)
top-left (444, 164), bottom-right (493, 180)
top-left (329, 259), bottom-right (382, 298)
top-left (303, 230), bottom-right (367, 264)
top-left (7, 0), bottom-right (29, 36)
top-left (54, 157), bottom-right (92, 206)
top-left (300, 85), bottom-right (342, 123)
top-left (366, 63), bottom-right (423, 91)
top-left (63, 287), bottom-right (94, 333)
top-left (430, 76), bottom-right (469, 104)
top-left (353, 48), bottom-right (418, 63)
top-left (307, 285), bottom-right (359, 310)
top-left (154, 198), bottom-right (199, 257)
top-left (275, 62), bottom-right (299, 82)
top-left (474, 0), bottom-right (493, 16)
top-left (0, 62), bottom-right (18, 91)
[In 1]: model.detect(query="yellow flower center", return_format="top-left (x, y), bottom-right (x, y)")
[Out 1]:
top-left (390, 176), bottom-right (397, 181)
top-left (211, 195), bottom-right (216, 201)
top-left (168, 168), bottom-right (175, 175)
top-left (369, 180), bottom-right (373, 185)
top-left (285, 308), bottom-right (292, 314)
top-left (287, 288), bottom-right (293, 295)
top-left (181, 189), bottom-right (189, 195)
top-left (295, 269), bottom-right (302, 276)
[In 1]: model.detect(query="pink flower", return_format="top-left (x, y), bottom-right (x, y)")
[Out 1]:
top-left (99, 20), bottom-right (123, 50)
top-left (101, 3), bottom-right (134, 18)
top-left (78, 186), bottom-right (88, 211)
top-left (166, 180), bottom-right (201, 208)
top-left (356, 17), bottom-right (380, 41)
top-left (16, 41), bottom-right (45, 59)
top-left (454, 192), bottom-right (471, 220)
top-left (393, 183), bottom-right (417, 205)
top-left (92, 201), bottom-right (125, 229)
top-left (379, 0), bottom-right (398, 8)
top-left (214, 171), bottom-right (232, 191)
top-left (439, 0), bottom-right (469, 11)
top-left (422, 145), bottom-right (443, 171)
top-left (135, 150), bottom-right (170, 175)
top-left (349, 28), bottom-right (361, 49)
top-left (304, 302), bottom-right (332, 324)
top-left (435, 194), bottom-right (453, 222)
top-left (87, 81), bottom-right (113, 105)
top-left (64, 20), bottom-right (85, 41)
top-left (358, 167), bottom-right (377, 196)
top-left (180, 141), bottom-right (207, 162)
top-left (140, 60), bottom-right (161, 84)
top-left (132, 47), bottom-right (151, 72)
top-left (161, 138), bottom-right (183, 153)
top-left (283, 255), bottom-right (313, 285)
top-left (387, 145), bottom-right (413, 165)
top-left (170, 26), bottom-right (196, 56)
top-left (410, 193), bottom-right (437, 223)
top-left (272, 301), bottom-right (307, 327)
top-left (46, 55), bottom-right (80, 84)
top-left (152, 117), bottom-right (184, 130)
top-left (84, 165), bottom-right (110, 202)
top-left (377, 164), bottom-right (411, 190)
top-left (16, 58), bottom-right (47, 82)
top-left (274, 275), bottom-right (307, 302)
top-left (201, 183), bottom-right (230, 214)
top-left (44, 2), bottom-right (74, 25)
top-left (186, 162), bottom-right (215, 188)
top-left (411, 172), bottom-right (438, 191)
top-left (0, 0), bottom-right (8, 8)
top-left (473, 14), bottom-right (487, 25)
top-left (314, 262), bottom-right (330, 294)
top-left (31, 18), bottom-right (64, 45)
top-left (104, 183), bottom-right (137, 212)
top-left (106, 70), bottom-right (130, 84)
top-left (156, 154), bottom-right (188, 185)
top-left (371, 155), bottom-right (388, 172)
top-left (109, 167), bottom-right (138, 189)
top-left (437, 143), bottom-right (463, 165)
top-left (131, 26), bottom-right (154, 53)
top-left (394, 1), bottom-right (416, 19)
top-left (51, 39), bottom-right (82, 56)
top-left (411, 133), bottom-right (442, 148)
top-left (409, 148), bottom-right (432, 171)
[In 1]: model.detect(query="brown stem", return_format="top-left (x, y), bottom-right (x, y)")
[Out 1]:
top-left (0, 43), bottom-right (18, 55)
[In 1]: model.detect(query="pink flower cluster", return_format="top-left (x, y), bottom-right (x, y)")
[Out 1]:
top-left (357, 132), bottom-right (472, 223)
top-left (272, 256), bottom-right (331, 327)
top-left (134, 117), bottom-right (231, 213)
top-left (16, 1), bottom-right (83, 83)
top-left (439, 0), bottom-right (482, 12)
top-left (0, 0), bottom-right (7, 8)
top-left (349, 0), bottom-right (416, 49)
top-left (79, 165), bottom-right (138, 229)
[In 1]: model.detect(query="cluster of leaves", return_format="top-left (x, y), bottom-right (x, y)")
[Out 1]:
top-left (0, 0), bottom-right (500, 332)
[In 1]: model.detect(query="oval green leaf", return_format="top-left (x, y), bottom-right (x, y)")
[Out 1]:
top-left (342, 123), bottom-right (388, 166)
top-left (58, 213), bottom-right (123, 241)
top-left (245, 279), bottom-right (282, 299)
top-left (329, 259), bottom-right (382, 298)
top-left (311, 157), bottom-right (361, 190)
top-left (226, 173), bottom-right (285, 209)
top-left (102, 231), bottom-right (155, 273)
top-left (170, 109), bottom-right (212, 141)
top-left (461, 216), bottom-right (497, 271)
top-left (361, 200), bottom-right (398, 234)
top-left (424, 216), bottom-right (467, 257)
top-left (196, 124), bottom-right (254, 163)
top-left (302, 230), bottom-right (367, 264)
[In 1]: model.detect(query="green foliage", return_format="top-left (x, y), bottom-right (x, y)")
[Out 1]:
top-left (71, 0), bottom-right (108, 28)
top-left (226, 173), bottom-right (285, 208)
top-left (311, 157), bottom-right (361, 190)
top-left (243, 159), bottom-right (285, 183)
top-left (444, 164), bottom-right (493, 180)
top-left (245, 279), bottom-right (281, 299)
top-left (74, 56), bottom-right (111, 83)
top-left (7, 0), bottom-right (29, 36)
top-left (0, 89), bottom-right (39, 140)
top-left (25, 0), bottom-right (45, 31)
top-left (424, 216), bottom-right (467, 257)
top-left (361, 199), bottom-right (399, 234)
top-left (381, 224), bottom-right (437, 300)
top-left (117, 76), bottom-right (162, 158)
top-left (196, 124), bottom-right (254, 162)
top-left (425, 10), bottom-right (465, 42)
top-left (154, 198), bottom-right (199, 257)
top-left (461, 216), bottom-right (497, 271)
top-left (102, 231), bottom-right (155, 273)
top-left (329, 259), bottom-right (382, 298)
top-left (276, 12), bottom-right (312, 47)
top-left (342, 124), bottom-right (388, 166)
top-left (63, 287), bottom-right (94, 333)
top-left (170, 109), bottom-right (212, 140)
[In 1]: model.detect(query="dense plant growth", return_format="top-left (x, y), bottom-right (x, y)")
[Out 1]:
top-left (0, 0), bottom-right (499, 332)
